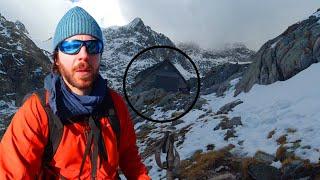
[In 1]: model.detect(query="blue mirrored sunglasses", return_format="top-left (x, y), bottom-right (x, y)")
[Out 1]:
top-left (58, 40), bottom-right (103, 55)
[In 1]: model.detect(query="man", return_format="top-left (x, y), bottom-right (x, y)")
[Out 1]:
top-left (0, 6), bottom-right (150, 179)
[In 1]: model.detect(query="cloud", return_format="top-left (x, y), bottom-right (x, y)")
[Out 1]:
top-left (71, 0), bottom-right (127, 28)
top-left (118, 0), bottom-right (320, 50)
top-left (1, 0), bottom-right (319, 51)
top-left (0, 0), bottom-right (72, 40)
top-left (0, 0), bottom-right (126, 41)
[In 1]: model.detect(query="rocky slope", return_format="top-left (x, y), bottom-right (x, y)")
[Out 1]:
top-left (0, 14), bottom-right (51, 103)
top-left (0, 14), bottom-right (51, 135)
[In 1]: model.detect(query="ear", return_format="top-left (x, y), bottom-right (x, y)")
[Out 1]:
top-left (55, 54), bottom-right (60, 65)
top-left (98, 53), bottom-right (102, 63)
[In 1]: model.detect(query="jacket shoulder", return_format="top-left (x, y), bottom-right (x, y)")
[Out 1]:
top-left (108, 89), bottom-right (123, 102)
top-left (0, 93), bottom-right (49, 178)
top-left (19, 93), bottom-right (49, 134)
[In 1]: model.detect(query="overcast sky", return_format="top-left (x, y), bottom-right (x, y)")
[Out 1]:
top-left (0, 0), bottom-right (319, 50)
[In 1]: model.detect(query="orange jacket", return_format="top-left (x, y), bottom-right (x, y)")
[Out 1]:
top-left (0, 90), bottom-right (150, 180)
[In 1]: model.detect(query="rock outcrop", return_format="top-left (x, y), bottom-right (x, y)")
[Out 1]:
top-left (235, 10), bottom-right (320, 96)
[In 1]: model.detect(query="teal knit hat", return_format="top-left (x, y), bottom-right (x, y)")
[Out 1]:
top-left (53, 6), bottom-right (103, 51)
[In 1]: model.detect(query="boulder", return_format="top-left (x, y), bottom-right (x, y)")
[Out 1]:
top-left (254, 151), bottom-right (275, 165)
top-left (214, 117), bottom-right (242, 131)
top-left (216, 100), bottom-right (243, 114)
top-left (248, 162), bottom-right (281, 180)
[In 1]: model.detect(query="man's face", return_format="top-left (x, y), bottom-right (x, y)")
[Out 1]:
top-left (55, 34), bottom-right (101, 94)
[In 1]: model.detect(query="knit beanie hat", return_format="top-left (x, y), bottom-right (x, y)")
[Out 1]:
top-left (53, 6), bottom-right (103, 51)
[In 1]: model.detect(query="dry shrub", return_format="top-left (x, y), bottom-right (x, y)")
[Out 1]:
top-left (276, 135), bottom-right (287, 145)
top-left (276, 145), bottom-right (287, 162)
top-left (179, 147), bottom-right (232, 179)
top-left (240, 157), bottom-right (258, 179)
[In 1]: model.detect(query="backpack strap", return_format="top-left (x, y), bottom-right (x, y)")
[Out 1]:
top-left (43, 102), bottom-right (64, 165)
top-left (93, 87), bottom-right (121, 146)
top-left (31, 88), bottom-right (64, 168)
top-left (104, 87), bottom-right (121, 145)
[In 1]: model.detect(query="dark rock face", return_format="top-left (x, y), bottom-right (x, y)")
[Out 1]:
top-left (0, 14), bottom-right (50, 105)
top-left (0, 14), bottom-right (51, 138)
top-left (201, 63), bottom-right (250, 96)
top-left (248, 162), bottom-right (281, 180)
top-left (235, 13), bottom-right (320, 96)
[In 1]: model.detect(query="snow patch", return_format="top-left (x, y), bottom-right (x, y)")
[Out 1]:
top-left (33, 67), bottom-right (43, 75)
top-left (0, 100), bottom-right (17, 121)
top-left (173, 63), bottom-right (196, 80)
top-left (16, 45), bottom-right (22, 51)
top-left (311, 10), bottom-right (320, 18)
top-left (271, 39), bottom-right (281, 49)
top-left (271, 161), bottom-right (282, 169)
top-left (15, 57), bottom-right (25, 66)
top-left (229, 61), bottom-right (252, 65)
top-left (0, 27), bottom-right (10, 37)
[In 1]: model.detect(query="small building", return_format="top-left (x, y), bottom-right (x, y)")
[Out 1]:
top-left (132, 60), bottom-right (190, 94)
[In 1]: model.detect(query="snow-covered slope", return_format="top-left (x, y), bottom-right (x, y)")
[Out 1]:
top-left (140, 62), bottom-right (320, 178)
top-left (215, 62), bottom-right (320, 162)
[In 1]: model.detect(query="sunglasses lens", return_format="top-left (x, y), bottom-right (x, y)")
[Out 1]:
top-left (59, 40), bottom-right (103, 55)
top-left (86, 40), bottom-right (103, 54)
top-left (59, 40), bottom-right (82, 54)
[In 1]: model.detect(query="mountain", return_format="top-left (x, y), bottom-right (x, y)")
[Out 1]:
top-left (100, 18), bottom-right (254, 92)
top-left (175, 42), bottom-right (254, 96)
top-left (100, 17), bottom-right (175, 90)
top-left (177, 42), bottom-right (254, 76)
top-left (235, 9), bottom-right (320, 96)
top-left (0, 14), bottom-right (51, 134)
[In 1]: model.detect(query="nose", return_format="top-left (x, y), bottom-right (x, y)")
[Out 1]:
top-left (77, 46), bottom-right (89, 61)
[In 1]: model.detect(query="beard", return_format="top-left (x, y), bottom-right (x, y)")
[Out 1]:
top-left (58, 61), bottom-right (99, 91)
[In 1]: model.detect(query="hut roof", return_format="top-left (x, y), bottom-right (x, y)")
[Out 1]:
top-left (133, 59), bottom-right (189, 88)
